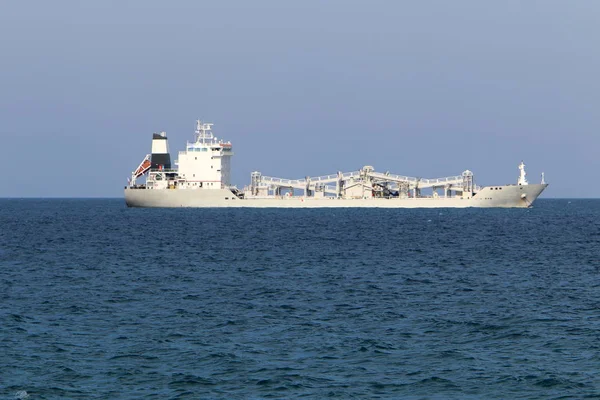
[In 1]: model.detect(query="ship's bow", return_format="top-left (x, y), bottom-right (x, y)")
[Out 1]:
top-left (522, 183), bottom-right (548, 207)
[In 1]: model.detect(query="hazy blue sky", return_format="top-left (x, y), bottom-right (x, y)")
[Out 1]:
top-left (1, 1), bottom-right (598, 197)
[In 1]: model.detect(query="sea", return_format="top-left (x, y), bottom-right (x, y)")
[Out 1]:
top-left (0, 199), bottom-right (599, 399)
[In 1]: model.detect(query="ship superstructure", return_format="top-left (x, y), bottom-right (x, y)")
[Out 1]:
top-left (125, 120), bottom-right (548, 208)
top-left (130, 121), bottom-right (233, 192)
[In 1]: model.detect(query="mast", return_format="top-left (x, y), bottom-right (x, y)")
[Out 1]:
top-left (195, 120), bottom-right (215, 144)
top-left (517, 161), bottom-right (528, 185)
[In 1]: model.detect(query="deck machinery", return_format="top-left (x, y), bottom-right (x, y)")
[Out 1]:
top-left (247, 167), bottom-right (476, 200)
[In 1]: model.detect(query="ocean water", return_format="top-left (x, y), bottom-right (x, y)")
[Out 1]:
top-left (0, 199), bottom-right (599, 399)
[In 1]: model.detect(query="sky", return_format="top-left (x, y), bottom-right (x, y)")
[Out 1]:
top-left (0, 1), bottom-right (598, 198)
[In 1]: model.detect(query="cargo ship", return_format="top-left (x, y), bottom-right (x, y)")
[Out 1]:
top-left (124, 120), bottom-right (547, 208)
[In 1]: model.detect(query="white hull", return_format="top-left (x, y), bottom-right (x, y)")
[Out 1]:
top-left (125, 184), bottom-right (548, 208)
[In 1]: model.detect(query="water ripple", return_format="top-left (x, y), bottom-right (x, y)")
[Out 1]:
top-left (0, 199), bottom-right (599, 398)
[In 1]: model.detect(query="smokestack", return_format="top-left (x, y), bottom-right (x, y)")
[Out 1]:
top-left (151, 132), bottom-right (171, 170)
